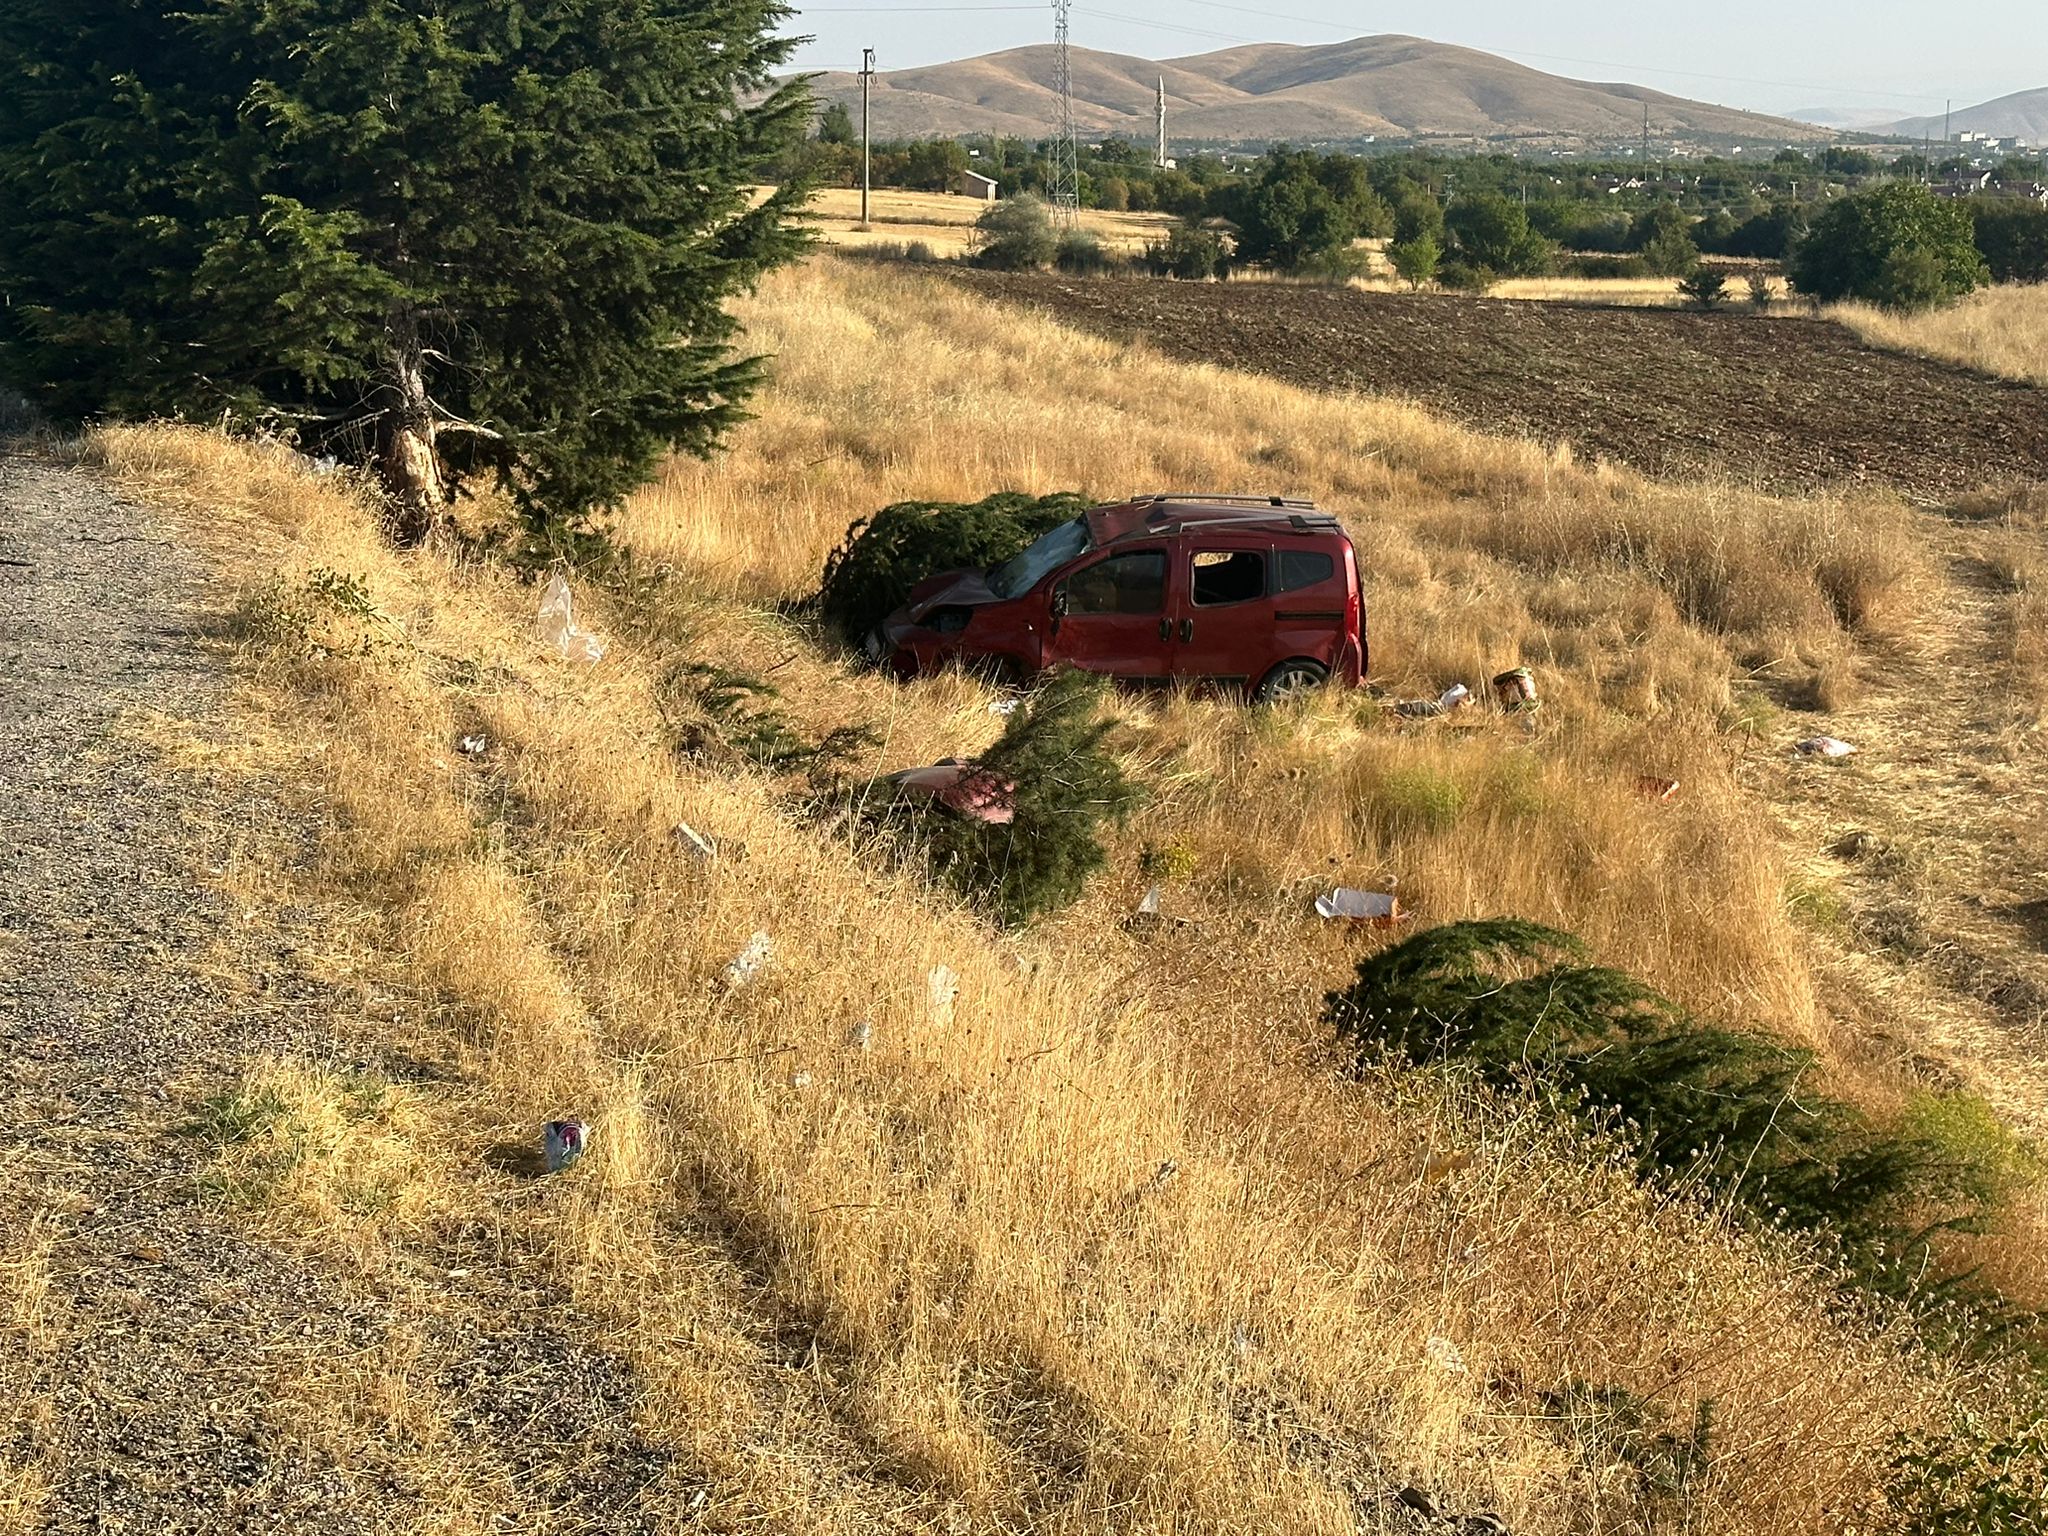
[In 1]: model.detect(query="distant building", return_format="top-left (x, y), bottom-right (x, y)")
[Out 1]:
top-left (955, 170), bottom-right (998, 202)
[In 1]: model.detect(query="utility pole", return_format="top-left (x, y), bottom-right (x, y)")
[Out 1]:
top-left (1944, 98), bottom-right (1952, 152)
top-left (1155, 75), bottom-right (1167, 170)
top-left (859, 47), bottom-right (875, 230)
top-left (1641, 101), bottom-right (1649, 167)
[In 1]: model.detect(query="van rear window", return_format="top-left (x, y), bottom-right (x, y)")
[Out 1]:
top-left (1276, 550), bottom-right (1335, 592)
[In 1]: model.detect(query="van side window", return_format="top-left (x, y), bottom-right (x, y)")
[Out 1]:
top-left (1191, 549), bottom-right (1265, 606)
top-left (1065, 551), bottom-right (1166, 615)
top-left (1276, 550), bottom-right (1335, 592)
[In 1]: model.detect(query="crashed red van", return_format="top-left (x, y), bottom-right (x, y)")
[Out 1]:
top-left (868, 495), bottom-right (1366, 703)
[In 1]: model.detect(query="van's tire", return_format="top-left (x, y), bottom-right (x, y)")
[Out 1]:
top-left (1254, 658), bottom-right (1329, 704)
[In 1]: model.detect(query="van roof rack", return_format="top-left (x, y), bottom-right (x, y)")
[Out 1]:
top-left (1134, 492), bottom-right (1318, 510)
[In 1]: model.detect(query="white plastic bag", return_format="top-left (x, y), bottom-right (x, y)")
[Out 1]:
top-left (723, 931), bottom-right (773, 989)
top-left (927, 965), bottom-right (958, 1028)
top-left (1794, 736), bottom-right (1856, 759)
top-left (538, 571), bottom-right (605, 664)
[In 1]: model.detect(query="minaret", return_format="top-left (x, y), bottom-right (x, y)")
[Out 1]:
top-left (1155, 76), bottom-right (1168, 168)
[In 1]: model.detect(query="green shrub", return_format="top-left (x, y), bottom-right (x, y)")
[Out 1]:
top-left (1678, 269), bottom-right (1728, 309)
top-left (816, 490), bottom-right (1090, 642)
top-left (1373, 766), bottom-right (1467, 835)
top-left (1971, 199), bottom-right (2048, 284)
top-left (870, 669), bottom-right (1142, 926)
top-left (1144, 223), bottom-right (1231, 280)
top-left (1324, 920), bottom-right (1993, 1290)
top-left (661, 662), bottom-right (876, 772)
top-left (973, 194), bottom-right (1057, 270)
top-left (1788, 183), bottom-right (1987, 310)
top-left (1387, 231), bottom-right (1441, 289)
top-left (1887, 1411), bottom-right (2048, 1535)
top-left (1053, 228), bottom-right (1112, 275)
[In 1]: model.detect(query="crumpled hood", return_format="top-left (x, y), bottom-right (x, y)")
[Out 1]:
top-left (902, 567), bottom-right (1000, 619)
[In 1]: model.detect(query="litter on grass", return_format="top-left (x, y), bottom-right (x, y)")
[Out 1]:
top-left (1491, 667), bottom-right (1538, 709)
top-left (1315, 888), bottom-right (1406, 927)
top-left (670, 820), bottom-right (717, 861)
top-left (456, 732), bottom-right (489, 757)
top-left (723, 931), bottom-right (773, 989)
top-left (989, 697), bottom-right (1021, 716)
top-left (1395, 683), bottom-right (1472, 719)
top-left (1122, 883), bottom-right (1195, 936)
top-left (1635, 775), bottom-right (1681, 801)
top-left (927, 965), bottom-right (959, 1027)
top-left (1795, 736), bottom-right (1857, 759)
top-left (537, 571), bottom-right (605, 664)
top-left (542, 1119), bottom-right (588, 1173)
top-left (888, 759), bottom-right (1017, 824)
top-left (846, 1018), bottom-right (874, 1050)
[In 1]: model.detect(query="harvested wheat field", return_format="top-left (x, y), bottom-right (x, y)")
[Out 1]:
top-left (945, 267), bottom-right (2048, 500)
top-left (15, 250), bottom-right (2044, 1534)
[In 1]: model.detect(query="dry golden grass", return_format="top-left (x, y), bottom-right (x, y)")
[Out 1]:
top-left (0, 1214), bottom-right (56, 1535)
top-left (793, 184), bottom-right (1177, 258)
top-left (80, 252), bottom-right (2009, 1528)
top-left (1830, 284), bottom-right (2048, 387)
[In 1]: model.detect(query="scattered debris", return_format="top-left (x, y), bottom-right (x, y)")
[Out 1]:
top-left (1122, 883), bottom-right (1196, 937)
top-left (846, 1018), bottom-right (874, 1051)
top-left (722, 931), bottom-right (773, 989)
top-left (1396, 683), bottom-right (1472, 719)
top-left (1829, 829), bottom-right (1886, 860)
top-left (542, 1119), bottom-right (588, 1173)
top-left (888, 758), bottom-right (1018, 825)
top-left (1230, 1321), bottom-right (1259, 1358)
top-left (1634, 775), bottom-right (1681, 801)
top-left (537, 570), bottom-right (605, 664)
top-left (1794, 735), bottom-right (1856, 759)
top-left (788, 1069), bottom-right (813, 1091)
top-left (1426, 1334), bottom-right (1468, 1375)
top-left (988, 696), bottom-right (1021, 716)
top-left (1315, 888), bottom-right (1406, 927)
top-left (456, 732), bottom-right (489, 757)
top-left (670, 820), bottom-right (718, 861)
top-left (1490, 667), bottom-right (1537, 709)
top-left (927, 965), bottom-right (958, 1027)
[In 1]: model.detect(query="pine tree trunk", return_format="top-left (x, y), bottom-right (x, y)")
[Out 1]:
top-left (376, 309), bottom-right (446, 546)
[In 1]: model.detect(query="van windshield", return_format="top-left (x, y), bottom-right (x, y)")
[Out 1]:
top-left (987, 517), bottom-right (1089, 599)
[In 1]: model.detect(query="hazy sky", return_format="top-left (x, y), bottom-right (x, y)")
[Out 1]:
top-left (782, 1), bottom-right (2043, 116)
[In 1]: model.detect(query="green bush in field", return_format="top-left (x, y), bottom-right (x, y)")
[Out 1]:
top-left (1324, 919), bottom-right (2000, 1294)
top-left (1788, 183), bottom-right (1986, 311)
top-left (973, 194), bottom-right (1058, 271)
top-left (816, 491), bottom-right (1090, 641)
top-left (1373, 766), bottom-right (1467, 835)
top-left (871, 669), bottom-right (1141, 927)
top-left (1888, 1411), bottom-right (2048, 1535)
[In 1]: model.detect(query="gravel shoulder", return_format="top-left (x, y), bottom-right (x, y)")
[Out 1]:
top-left (0, 454), bottom-right (675, 1531)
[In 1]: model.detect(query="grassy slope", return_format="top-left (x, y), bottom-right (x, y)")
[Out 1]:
top-left (79, 254), bottom-right (2048, 1532)
top-left (1831, 284), bottom-right (2048, 388)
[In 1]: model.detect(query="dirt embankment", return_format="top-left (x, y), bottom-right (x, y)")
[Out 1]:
top-left (947, 269), bottom-right (2048, 502)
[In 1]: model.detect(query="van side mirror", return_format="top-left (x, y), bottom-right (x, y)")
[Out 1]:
top-left (1050, 586), bottom-right (1069, 619)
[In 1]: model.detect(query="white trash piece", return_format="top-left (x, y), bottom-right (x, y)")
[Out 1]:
top-left (1136, 884), bottom-right (1162, 918)
top-left (1314, 887), bottom-right (1403, 925)
top-left (927, 965), bottom-right (959, 1028)
top-left (1795, 735), bottom-right (1856, 759)
top-left (670, 820), bottom-right (717, 861)
top-left (537, 571), bottom-right (605, 664)
top-left (723, 930), bottom-right (773, 989)
top-left (846, 1018), bottom-right (874, 1051)
top-left (989, 697), bottom-right (1021, 716)
top-left (1438, 683), bottom-right (1471, 710)
top-left (457, 732), bottom-right (489, 757)
top-left (1425, 1334), bottom-right (1468, 1375)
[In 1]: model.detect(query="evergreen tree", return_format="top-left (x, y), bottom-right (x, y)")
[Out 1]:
top-left (0, 0), bottom-right (810, 546)
top-left (1325, 920), bottom-right (1987, 1288)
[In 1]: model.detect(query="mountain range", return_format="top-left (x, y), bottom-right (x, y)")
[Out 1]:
top-left (808, 35), bottom-right (1831, 146)
top-left (1892, 87), bottom-right (2048, 142)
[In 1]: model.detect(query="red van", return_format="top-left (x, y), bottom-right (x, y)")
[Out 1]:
top-left (868, 495), bottom-right (1366, 702)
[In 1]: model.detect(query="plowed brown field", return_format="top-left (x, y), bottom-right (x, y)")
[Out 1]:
top-left (948, 268), bottom-right (2048, 500)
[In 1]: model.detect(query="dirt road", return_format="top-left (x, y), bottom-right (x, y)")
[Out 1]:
top-left (0, 457), bottom-right (672, 1532)
top-left (949, 270), bottom-right (2048, 502)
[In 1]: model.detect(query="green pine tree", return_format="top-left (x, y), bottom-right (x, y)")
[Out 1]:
top-left (0, 0), bottom-right (811, 546)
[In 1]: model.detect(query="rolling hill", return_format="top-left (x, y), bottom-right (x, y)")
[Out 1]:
top-left (1893, 86), bottom-right (2048, 142)
top-left (808, 34), bottom-right (1828, 145)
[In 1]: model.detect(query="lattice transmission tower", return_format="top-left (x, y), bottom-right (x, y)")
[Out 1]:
top-left (1046, 0), bottom-right (1081, 223)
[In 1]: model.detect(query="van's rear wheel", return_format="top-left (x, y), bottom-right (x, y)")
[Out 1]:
top-left (1254, 659), bottom-right (1329, 704)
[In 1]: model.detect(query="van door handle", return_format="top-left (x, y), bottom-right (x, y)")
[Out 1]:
top-left (1179, 618), bottom-right (1194, 643)
top-left (1158, 617), bottom-right (1171, 640)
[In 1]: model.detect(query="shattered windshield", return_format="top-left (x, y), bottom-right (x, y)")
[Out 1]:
top-left (987, 517), bottom-right (1089, 599)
